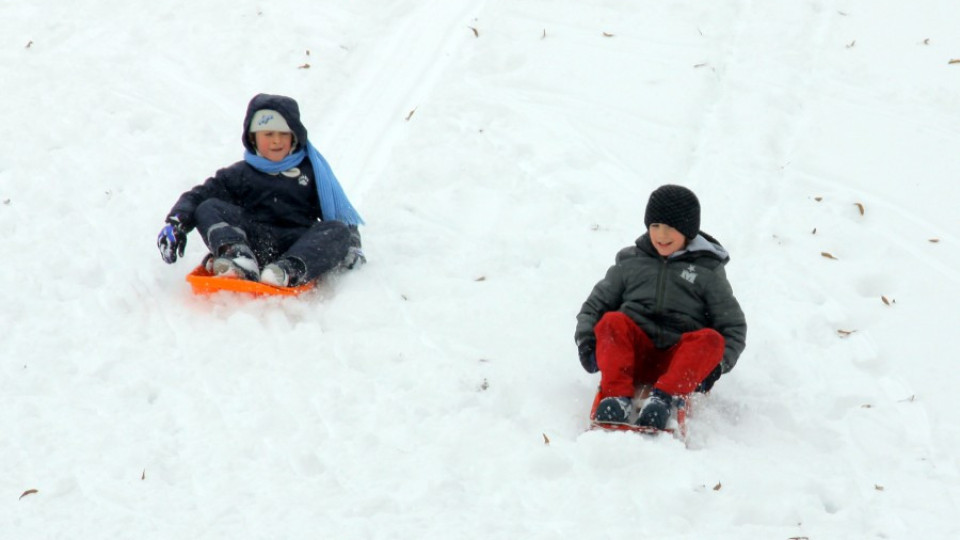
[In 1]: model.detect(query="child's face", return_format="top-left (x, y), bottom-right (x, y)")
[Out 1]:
top-left (648, 223), bottom-right (686, 257)
top-left (254, 131), bottom-right (294, 162)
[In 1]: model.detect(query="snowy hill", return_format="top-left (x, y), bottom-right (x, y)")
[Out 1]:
top-left (2, 1), bottom-right (959, 538)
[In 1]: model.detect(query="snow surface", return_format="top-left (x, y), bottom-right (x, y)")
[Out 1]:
top-left (3, 0), bottom-right (960, 538)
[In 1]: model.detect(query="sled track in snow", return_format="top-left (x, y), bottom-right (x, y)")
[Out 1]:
top-left (308, 0), bottom-right (490, 338)
top-left (316, 0), bottom-right (489, 200)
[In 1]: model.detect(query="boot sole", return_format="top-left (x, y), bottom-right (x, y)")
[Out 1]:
top-left (212, 257), bottom-right (259, 281)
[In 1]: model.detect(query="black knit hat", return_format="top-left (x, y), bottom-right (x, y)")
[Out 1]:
top-left (644, 184), bottom-right (701, 239)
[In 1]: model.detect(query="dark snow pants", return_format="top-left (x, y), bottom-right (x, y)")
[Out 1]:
top-left (595, 311), bottom-right (724, 398)
top-left (194, 198), bottom-right (354, 282)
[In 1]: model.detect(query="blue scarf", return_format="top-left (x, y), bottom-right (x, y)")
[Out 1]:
top-left (244, 141), bottom-right (365, 226)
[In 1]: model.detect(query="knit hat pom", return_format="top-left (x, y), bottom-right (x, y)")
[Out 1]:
top-left (644, 184), bottom-right (701, 239)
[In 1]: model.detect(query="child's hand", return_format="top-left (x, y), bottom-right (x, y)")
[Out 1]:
top-left (157, 216), bottom-right (188, 264)
top-left (577, 339), bottom-right (598, 373)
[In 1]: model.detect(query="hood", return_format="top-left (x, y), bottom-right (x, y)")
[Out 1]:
top-left (241, 93), bottom-right (309, 154)
top-left (678, 232), bottom-right (730, 262)
top-left (622, 230), bottom-right (730, 265)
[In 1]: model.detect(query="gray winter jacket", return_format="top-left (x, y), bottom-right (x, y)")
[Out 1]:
top-left (575, 232), bottom-right (747, 373)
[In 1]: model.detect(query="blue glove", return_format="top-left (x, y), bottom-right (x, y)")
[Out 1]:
top-left (157, 216), bottom-right (187, 264)
top-left (577, 338), bottom-right (598, 374)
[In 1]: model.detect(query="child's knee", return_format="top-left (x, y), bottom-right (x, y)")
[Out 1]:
top-left (688, 328), bottom-right (725, 351)
top-left (702, 328), bottom-right (724, 346)
top-left (595, 311), bottom-right (635, 334)
top-left (195, 198), bottom-right (234, 220)
top-left (312, 220), bottom-right (351, 245)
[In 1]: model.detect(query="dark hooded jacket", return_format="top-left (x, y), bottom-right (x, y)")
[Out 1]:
top-left (575, 231), bottom-right (747, 373)
top-left (166, 94), bottom-right (323, 230)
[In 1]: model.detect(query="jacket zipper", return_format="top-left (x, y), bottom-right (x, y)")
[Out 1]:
top-left (654, 257), bottom-right (669, 345)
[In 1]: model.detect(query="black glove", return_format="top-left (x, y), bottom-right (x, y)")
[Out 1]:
top-left (696, 364), bottom-right (722, 393)
top-left (577, 338), bottom-right (598, 374)
top-left (157, 216), bottom-right (187, 264)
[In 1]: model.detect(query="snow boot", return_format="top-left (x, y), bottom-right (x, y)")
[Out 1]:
top-left (201, 253), bottom-right (215, 273)
top-left (594, 396), bottom-right (633, 423)
top-left (212, 243), bottom-right (260, 281)
top-left (636, 389), bottom-right (679, 430)
top-left (260, 258), bottom-right (305, 287)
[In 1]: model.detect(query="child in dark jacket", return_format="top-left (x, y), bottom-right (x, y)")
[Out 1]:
top-left (575, 185), bottom-right (746, 429)
top-left (156, 93), bottom-right (364, 286)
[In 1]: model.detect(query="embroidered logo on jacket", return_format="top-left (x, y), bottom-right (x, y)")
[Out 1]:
top-left (680, 265), bottom-right (698, 284)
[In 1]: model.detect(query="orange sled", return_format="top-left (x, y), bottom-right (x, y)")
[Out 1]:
top-left (186, 265), bottom-right (316, 297)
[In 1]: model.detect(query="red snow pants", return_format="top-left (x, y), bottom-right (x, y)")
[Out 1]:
top-left (595, 312), bottom-right (725, 398)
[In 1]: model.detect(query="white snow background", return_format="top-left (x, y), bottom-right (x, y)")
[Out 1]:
top-left (2, 0), bottom-right (960, 538)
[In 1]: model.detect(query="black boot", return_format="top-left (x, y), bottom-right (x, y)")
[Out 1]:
top-left (636, 389), bottom-right (677, 430)
top-left (594, 396), bottom-right (632, 423)
top-left (260, 257), bottom-right (306, 287)
top-left (212, 243), bottom-right (260, 281)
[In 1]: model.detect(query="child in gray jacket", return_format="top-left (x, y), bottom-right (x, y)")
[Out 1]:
top-left (575, 185), bottom-right (746, 429)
